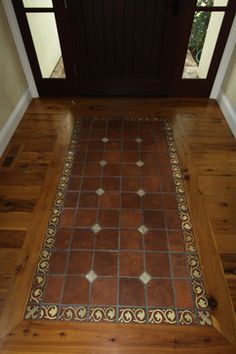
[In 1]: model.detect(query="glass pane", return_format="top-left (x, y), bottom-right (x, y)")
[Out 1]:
top-left (182, 11), bottom-right (224, 79)
top-left (26, 13), bottom-right (66, 78)
top-left (197, 0), bottom-right (228, 6)
top-left (23, 0), bottom-right (53, 8)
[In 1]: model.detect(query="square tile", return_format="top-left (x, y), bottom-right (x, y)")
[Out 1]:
top-left (43, 275), bottom-right (64, 303)
top-left (120, 230), bottom-right (143, 250)
top-left (143, 177), bottom-right (161, 192)
top-left (119, 252), bottom-right (144, 276)
top-left (121, 151), bottom-right (139, 163)
top-left (144, 230), bottom-right (168, 251)
top-left (136, 160), bottom-right (144, 167)
top-left (86, 151), bottom-right (104, 162)
top-left (100, 191), bottom-right (119, 209)
top-left (71, 229), bottom-right (94, 249)
top-left (171, 254), bottom-right (189, 278)
top-left (168, 231), bottom-right (185, 252)
top-left (67, 251), bottom-right (92, 275)
top-left (95, 229), bottom-right (119, 250)
top-left (137, 225), bottom-right (149, 235)
top-left (99, 160), bottom-right (108, 167)
top-left (105, 141), bottom-right (121, 150)
top-left (84, 163), bottom-right (101, 177)
top-left (60, 209), bottom-right (75, 228)
top-left (121, 210), bottom-right (142, 228)
top-left (68, 176), bottom-right (81, 190)
top-left (71, 163), bottom-right (84, 176)
top-left (54, 229), bottom-right (72, 249)
top-left (174, 280), bottom-right (194, 308)
top-left (122, 177), bottom-right (142, 191)
top-left (165, 210), bottom-right (182, 229)
top-left (78, 192), bottom-right (98, 208)
top-left (98, 209), bottom-right (119, 227)
top-left (103, 164), bottom-right (120, 176)
top-left (121, 165), bottom-right (141, 177)
top-left (88, 140), bottom-right (104, 150)
top-left (102, 177), bottom-right (120, 191)
top-left (143, 193), bottom-right (162, 209)
top-left (162, 194), bottom-right (178, 209)
top-left (91, 223), bottom-right (102, 234)
top-left (137, 189), bottom-right (146, 197)
top-left (62, 276), bottom-right (89, 304)
top-left (146, 253), bottom-right (170, 277)
top-left (96, 188), bottom-right (105, 196)
top-left (81, 177), bottom-right (100, 191)
top-left (119, 278), bottom-right (145, 306)
top-left (75, 209), bottom-right (97, 227)
top-left (103, 151), bottom-right (121, 163)
top-left (85, 270), bottom-right (97, 283)
top-left (121, 193), bottom-right (141, 209)
top-left (93, 252), bottom-right (117, 276)
top-left (139, 271), bottom-right (152, 285)
top-left (143, 210), bottom-right (165, 229)
top-left (91, 278), bottom-right (117, 305)
top-left (49, 251), bottom-right (68, 274)
top-left (147, 279), bottom-right (174, 307)
top-left (64, 192), bottom-right (79, 208)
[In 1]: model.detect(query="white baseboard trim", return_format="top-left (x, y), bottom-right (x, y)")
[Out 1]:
top-left (217, 90), bottom-right (236, 138)
top-left (0, 89), bottom-right (31, 157)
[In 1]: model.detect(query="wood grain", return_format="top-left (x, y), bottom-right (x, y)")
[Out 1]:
top-left (0, 97), bottom-right (235, 352)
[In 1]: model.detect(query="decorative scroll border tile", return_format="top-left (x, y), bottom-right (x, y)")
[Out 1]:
top-left (24, 117), bottom-right (212, 326)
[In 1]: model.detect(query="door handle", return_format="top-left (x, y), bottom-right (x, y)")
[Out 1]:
top-left (172, 0), bottom-right (180, 16)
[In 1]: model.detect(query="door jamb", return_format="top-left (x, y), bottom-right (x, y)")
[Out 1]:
top-left (2, 0), bottom-right (39, 98)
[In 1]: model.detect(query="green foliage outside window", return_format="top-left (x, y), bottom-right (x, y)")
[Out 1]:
top-left (189, 0), bottom-right (214, 63)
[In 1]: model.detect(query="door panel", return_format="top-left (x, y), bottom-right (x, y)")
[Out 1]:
top-left (70, 0), bottom-right (174, 96)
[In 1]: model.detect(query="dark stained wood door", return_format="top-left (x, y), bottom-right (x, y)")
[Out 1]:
top-left (70, 0), bottom-right (176, 96)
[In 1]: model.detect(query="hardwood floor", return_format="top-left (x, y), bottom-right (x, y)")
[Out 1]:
top-left (0, 97), bottom-right (235, 353)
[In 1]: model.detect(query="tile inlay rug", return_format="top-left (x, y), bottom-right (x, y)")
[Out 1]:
top-left (25, 117), bottom-right (212, 326)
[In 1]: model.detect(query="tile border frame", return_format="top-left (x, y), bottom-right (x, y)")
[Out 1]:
top-left (24, 117), bottom-right (211, 326)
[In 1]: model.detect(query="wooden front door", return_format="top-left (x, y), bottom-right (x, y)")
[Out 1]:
top-left (69, 0), bottom-right (177, 96)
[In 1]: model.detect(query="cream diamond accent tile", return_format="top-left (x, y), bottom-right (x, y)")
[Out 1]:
top-left (135, 137), bottom-right (143, 143)
top-left (136, 160), bottom-right (144, 167)
top-left (139, 271), bottom-right (151, 285)
top-left (138, 225), bottom-right (148, 235)
top-left (91, 223), bottom-right (102, 234)
top-left (96, 188), bottom-right (105, 196)
top-left (99, 160), bottom-right (107, 167)
top-left (86, 270), bottom-right (97, 283)
top-left (137, 189), bottom-right (146, 197)
top-left (102, 137), bottom-right (109, 143)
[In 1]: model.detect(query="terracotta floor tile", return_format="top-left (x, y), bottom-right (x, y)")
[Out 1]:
top-left (71, 229), bottom-right (94, 249)
top-left (140, 164), bottom-right (159, 177)
top-left (98, 209), bottom-right (119, 227)
top-left (54, 229), bottom-right (72, 249)
top-left (75, 209), bottom-right (97, 227)
top-left (78, 192), bottom-right (98, 208)
top-left (102, 177), bottom-right (120, 191)
top-left (62, 276), bottom-right (89, 304)
top-left (107, 130), bottom-right (122, 139)
top-left (165, 209), bottom-right (182, 229)
top-left (157, 152), bottom-right (170, 165)
top-left (140, 141), bottom-right (158, 151)
top-left (140, 152), bottom-right (158, 164)
top-left (147, 279), bottom-right (174, 307)
top-left (95, 229), bottom-right (119, 250)
top-left (100, 191), bottom-right (120, 209)
top-left (49, 251), bottom-right (68, 274)
top-left (162, 194), bottom-right (178, 209)
top-left (162, 174), bottom-right (175, 193)
top-left (120, 252), bottom-right (144, 276)
top-left (121, 193), bottom-right (141, 209)
top-left (68, 176), bottom-right (81, 190)
top-left (92, 120), bottom-right (107, 129)
top-left (67, 251), bottom-right (92, 275)
top-left (142, 177), bottom-right (161, 192)
top-left (171, 254), bottom-right (189, 278)
top-left (43, 275), bottom-right (64, 303)
top-left (60, 209), bottom-right (75, 228)
top-left (144, 230), bottom-right (168, 251)
top-left (90, 130), bottom-right (106, 139)
top-left (103, 164), bottom-right (121, 177)
top-left (74, 151), bottom-right (86, 163)
top-left (121, 164), bottom-right (141, 177)
top-left (84, 163), bottom-right (101, 177)
top-left (121, 209), bottom-right (142, 228)
top-left (81, 177), bottom-right (100, 191)
top-left (123, 141), bottom-right (138, 151)
top-left (143, 210), bottom-right (165, 229)
top-left (120, 230), bottom-right (143, 250)
top-left (122, 177), bottom-right (142, 191)
top-left (91, 278), bottom-right (117, 305)
top-left (168, 231), bottom-right (185, 252)
top-left (174, 280), bottom-right (194, 308)
top-left (143, 193), bottom-right (162, 209)
top-left (71, 163), bottom-right (84, 176)
top-left (93, 252), bottom-right (117, 276)
top-left (86, 151), bottom-right (104, 162)
top-left (64, 192), bottom-right (78, 208)
top-left (103, 151), bottom-right (121, 163)
top-left (77, 141), bottom-right (88, 150)
top-left (108, 121), bottom-right (122, 129)
top-left (121, 151), bottom-right (139, 163)
top-left (119, 278), bottom-right (145, 306)
top-left (88, 140), bottom-right (104, 150)
top-left (146, 253), bottom-right (170, 277)
top-left (105, 141), bottom-right (121, 151)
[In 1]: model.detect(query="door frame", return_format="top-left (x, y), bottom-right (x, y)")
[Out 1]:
top-left (4, 0), bottom-right (236, 98)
